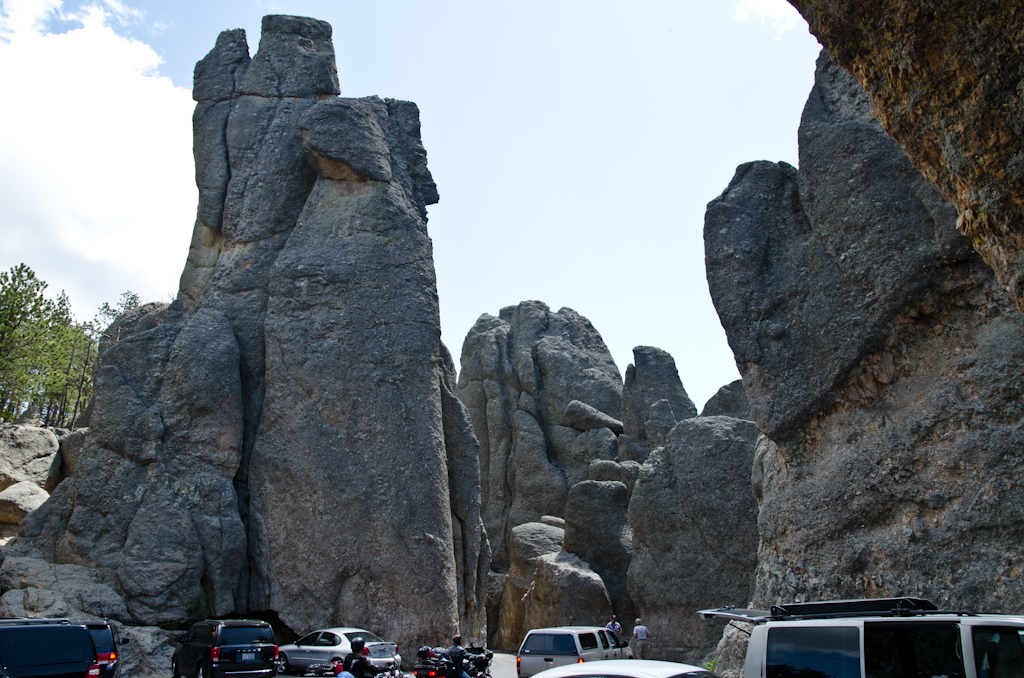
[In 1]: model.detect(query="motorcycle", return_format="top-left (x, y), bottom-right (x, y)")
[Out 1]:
top-left (413, 646), bottom-right (491, 678)
top-left (464, 646), bottom-right (493, 678)
top-left (303, 659), bottom-right (401, 678)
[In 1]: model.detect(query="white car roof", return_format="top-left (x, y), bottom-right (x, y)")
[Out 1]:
top-left (531, 659), bottom-right (708, 678)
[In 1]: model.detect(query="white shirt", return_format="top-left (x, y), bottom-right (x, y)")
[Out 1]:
top-left (634, 625), bottom-right (649, 640)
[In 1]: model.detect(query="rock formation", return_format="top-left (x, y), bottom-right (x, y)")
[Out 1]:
top-left (700, 380), bottom-right (751, 420)
top-left (7, 13), bottom-right (489, 655)
top-left (620, 346), bottom-right (697, 456)
top-left (456, 301), bottom-right (623, 571)
top-left (785, 0), bottom-right (1024, 318)
top-left (627, 416), bottom-right (759, 664)
top-left (246, 91), bottom-right (488, 643)
top-left (705, 51), bottom-right (1024, 612)
top-left (562, 480), bottom-right (634, 625)
top-left (492, 521), bottom-right (565, 651)
top-left (17, 303), bottom-right (248, 623)
top-left (519, 551), bottom-right (614, 631)
top-left (0, 425), bottom-right (62, 492)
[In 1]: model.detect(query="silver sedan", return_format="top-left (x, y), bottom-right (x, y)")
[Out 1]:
top-left (277, 627), bottom-right (401, 674)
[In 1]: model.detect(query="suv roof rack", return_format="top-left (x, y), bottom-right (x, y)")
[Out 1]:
top-left (699, 598), bottom-right (975, 624)
top-left (0, 618), bottom-right (76, 626)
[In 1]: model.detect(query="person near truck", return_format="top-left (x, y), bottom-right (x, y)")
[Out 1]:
top-left (632, 619), bottom-right (650, 659)
top-left (606, 616), bottom-right (623, 643)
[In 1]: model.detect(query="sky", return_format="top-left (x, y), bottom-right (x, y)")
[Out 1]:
top-left (0, 0), bottom-right (822, 410)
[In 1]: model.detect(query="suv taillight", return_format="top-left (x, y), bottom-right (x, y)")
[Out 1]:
top-left (516, 657), bottom-right (520, 676)
top-left (211, 647), bottom-right (221, 662)
top-left (87, 665), bottom-right (102, 677)
top-left (97, 652), bottom-right (116, 663)
top-left (274, 646), bottom-right (279, 660)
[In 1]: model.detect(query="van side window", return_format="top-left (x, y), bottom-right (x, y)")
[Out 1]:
top-left (551, 634), bottom-right (578, 655)
top-left (580, 633), bottom-right (598, 650)
top-left (195, 625), bottom-right (214, 644)
top-left (767, 626), bottom-right (860, 678)
top-left (973, 627), bottom-right (1024, 678)
top-left (864, 622), bottom-right (964, 678)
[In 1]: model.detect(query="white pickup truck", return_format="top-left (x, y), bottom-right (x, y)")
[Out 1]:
top-left (516, 626), bottom-right (633, 677)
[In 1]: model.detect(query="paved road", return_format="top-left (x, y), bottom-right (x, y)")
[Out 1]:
top-left (491, 652), bottom-right (517, 678)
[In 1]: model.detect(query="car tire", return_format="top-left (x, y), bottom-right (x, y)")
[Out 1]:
top-left (279, 654), bottom-right (292, 675)
top-left (198, 664), bottom-right (206, 678)
top-left (172, 658), bottom-right (180, 678)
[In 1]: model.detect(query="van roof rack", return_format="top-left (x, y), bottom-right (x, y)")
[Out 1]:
top-left (699, 598), bottom-right (974, 624)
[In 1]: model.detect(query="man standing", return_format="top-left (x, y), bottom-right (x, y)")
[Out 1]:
top-left (632, 619), bottom-right (651, 659)
top-left (605, 616), bottom-right (623, 643)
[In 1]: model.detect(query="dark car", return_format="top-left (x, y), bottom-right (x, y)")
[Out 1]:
top-left (75, 618), bottom-right (130, 678)
top-left (0, 618), bottom-right (100, 678)
top-left (172, 619), bottom-right (278, 678)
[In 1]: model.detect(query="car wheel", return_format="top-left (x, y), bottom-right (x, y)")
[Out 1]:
top-left (279, 654), bottom-right (292, 675)
top-left (197, 664), bottom-right (206, 678)
top-left (172, 658), bottom-right (180, 678)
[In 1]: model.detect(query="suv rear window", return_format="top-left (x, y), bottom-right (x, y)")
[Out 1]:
top-left (521, 633), bottom-right (578, 655)
top-left (973, 626), bottom-right (1024, 678)
top-left (767, 626), bottom-right (860, 678)
top-left (0, 626), bottom-right (95, 666)
top-left (219, 626), bottom-right (275, 646)
top-left (89, 627), bottom-right (114, 653)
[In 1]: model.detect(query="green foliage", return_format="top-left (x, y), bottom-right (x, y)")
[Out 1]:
top-left (702, 658), bottom-right (718, 673)
top-left (0, 263), bottom-right (139, 427)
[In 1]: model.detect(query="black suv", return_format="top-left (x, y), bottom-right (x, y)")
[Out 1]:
top-left (75, 618), bottom-right (130, 678)
top-left (0, 618), bottom-right (100, 678)
top-left (173, 620), bottom-right (278, 678)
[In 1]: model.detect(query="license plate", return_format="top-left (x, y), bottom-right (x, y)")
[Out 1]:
top-left (239, 652), bottom-right (256, 662)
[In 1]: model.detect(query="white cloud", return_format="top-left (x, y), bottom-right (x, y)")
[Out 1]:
top-left (735, 0), bottom-right (803, 38)
top-left (0, 0), bottom-right (196, 318)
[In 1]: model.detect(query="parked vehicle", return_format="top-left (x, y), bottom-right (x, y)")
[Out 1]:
top-left (414, 645), bottom-right (492, 678)
top-left (699, 597), bottom-right (1024, 678)
top-left (172, 619), bottom-right (278, 678)
top-left (530, 660), bottom-right (713, 678)
top-left (517, 627), bottom-right (632, 678)
top-left (0, 618), bottom-right (101, 678)
top-left (464, 645), bottom-right (493, 678)
top-left (277, 628), bottom-right (400, 675)
top-left (76, 618), bottom-right (130, 678)
top-left (302, 659), bottom-right (401, 678)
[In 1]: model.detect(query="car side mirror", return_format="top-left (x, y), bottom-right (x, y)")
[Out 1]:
top-left (175, 634), bottom-right (185, 644)
top-left (122, 637), bottom-right (131, 644)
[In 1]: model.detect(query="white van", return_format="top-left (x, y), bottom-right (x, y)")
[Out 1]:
top-left (699, 597), bottom-right (1024, 678)
top-left (517, 626), bottom-right (633, 677)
